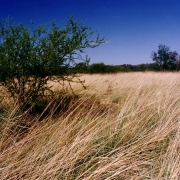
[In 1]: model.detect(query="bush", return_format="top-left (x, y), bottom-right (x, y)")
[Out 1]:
top-left (0, 17), bottom-right (104, 110)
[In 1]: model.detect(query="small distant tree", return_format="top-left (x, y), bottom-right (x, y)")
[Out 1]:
top-left (89, 62), bottom-right (107, 73)
top-left (0, 17), bottom-right (105, 109)
top-left (151, 44), bottom-right (178, 70)
top-left (73, 59), bottom-right (90, 73)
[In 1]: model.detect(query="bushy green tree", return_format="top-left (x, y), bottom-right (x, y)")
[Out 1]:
top-left (151, 44), bottom-right (178, 70)
top-left (0, 17), bottom-right (104, 108)
top-left (89, 62), bottom-right (107, 73)
top-left (73, 59), bottom-right (90, 73)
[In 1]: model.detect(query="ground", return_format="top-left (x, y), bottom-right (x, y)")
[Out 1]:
top-left (0, 72), bottom-right (180, 179)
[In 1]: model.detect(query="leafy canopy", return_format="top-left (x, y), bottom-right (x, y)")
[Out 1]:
top-left (151, 44), bottom-right (178, 70)
top-left (0, 17), bottom-right (105, 108)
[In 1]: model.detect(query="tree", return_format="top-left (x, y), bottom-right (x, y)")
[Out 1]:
top-left (0, 17), bottom-right (105, 109)
top-left (89, 63), bottom-right (107, 73)
top-left (73, 59), bottom-right (90, 73)
top-left (151, 44), bottom-right (178, 70)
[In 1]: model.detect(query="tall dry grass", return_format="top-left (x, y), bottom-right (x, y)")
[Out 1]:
top-left (0, 72), bottom-right (180, 179)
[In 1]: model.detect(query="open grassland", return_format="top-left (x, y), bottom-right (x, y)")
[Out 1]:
top-left (0, 72), bottom-right (180, 180)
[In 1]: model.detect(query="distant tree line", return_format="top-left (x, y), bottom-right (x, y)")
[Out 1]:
top-left (70, 62), bottom-right (160, 74)
top-left (71, 44), bottom-right (180, 74)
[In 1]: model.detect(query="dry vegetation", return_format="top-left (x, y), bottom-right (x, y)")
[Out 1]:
top-left (0, 72), bottom-right (180, 180)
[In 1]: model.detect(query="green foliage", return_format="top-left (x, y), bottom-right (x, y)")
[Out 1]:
top-left (73, 60), bottom-right (90, 73)
top-left (88, 62), bottom-right (106, 73)
top-left (72, 62), bottom-right (161, 74)
top-left (0, 17), bottom-right (104, 109)
top-left (151, 44), bottom-right (178, 70)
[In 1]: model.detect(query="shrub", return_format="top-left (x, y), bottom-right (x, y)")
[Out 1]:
top-left (0, 17), bottom-right (104, 110)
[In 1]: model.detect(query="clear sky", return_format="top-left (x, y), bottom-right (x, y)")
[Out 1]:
top-left (0, 0), bottom-right (180, 65)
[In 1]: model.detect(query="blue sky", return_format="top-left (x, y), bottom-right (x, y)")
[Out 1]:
top-left (0, 0), bottom-right (180, 65)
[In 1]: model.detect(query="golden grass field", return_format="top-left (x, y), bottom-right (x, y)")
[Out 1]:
top-left (0, 72), bottom-right (180, 179)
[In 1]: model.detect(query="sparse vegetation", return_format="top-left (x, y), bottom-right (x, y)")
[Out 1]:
top-left (0, 72), bottom-right (179, 179)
